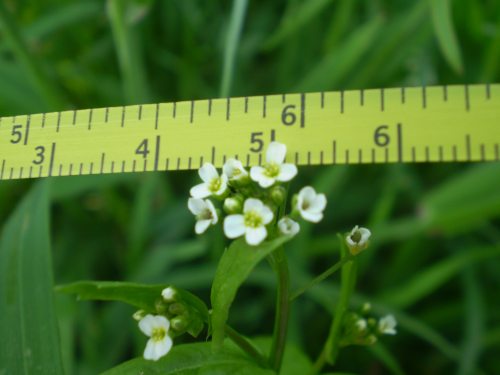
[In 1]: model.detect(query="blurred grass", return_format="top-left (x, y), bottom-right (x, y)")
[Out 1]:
top-left (0, 0), bottom-right (499, 374)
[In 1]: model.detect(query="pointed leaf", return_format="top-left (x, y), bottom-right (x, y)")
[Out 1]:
top-left (0, 181), bottom-right (64, 374)
top-left (211, 235), bottom-right (293, 351)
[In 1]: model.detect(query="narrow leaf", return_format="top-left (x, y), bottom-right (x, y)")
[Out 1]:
top-left (56, 281), bottom-right (209, 324)
top-left (102, 342), bottom-right (275, 375)
top-left (211, 235), bottom-right (293, 351)
top-left (428, 0), bottom-right (464, 73)
top-left (0, 181), bottom-right (64, 374)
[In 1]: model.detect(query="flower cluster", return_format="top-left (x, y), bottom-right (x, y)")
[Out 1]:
top-left (188, 142), bottom-right (327, 246)
top-left (134, 287), bottom-right (205, 361)
top-left (339, 303), bottom-right (397, 347)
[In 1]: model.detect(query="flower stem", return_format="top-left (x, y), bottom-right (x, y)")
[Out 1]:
top-left (225, 325), bottom-right (270, 369)
top-left (323, 235), bottom-right (358, 365)
top-left (289, 254), bottom-right (354, 302)
top-left (268, 246), bottom-right (290, 372)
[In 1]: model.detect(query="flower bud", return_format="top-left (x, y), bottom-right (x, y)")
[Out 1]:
top-left (133, 309), bottom-right (146, 321)
top-left (270, 186), bottom-right (286, 205)
top-left (162, 287), bottom-right (176, 302)
top-left (345, 225), bottom-right (371, 255)
top-left (171, 316), bottom-right (189, 332)
top-left (168, 302), bottom-right (186, 315)
top-left (223, 195), bottom-right (243, 214)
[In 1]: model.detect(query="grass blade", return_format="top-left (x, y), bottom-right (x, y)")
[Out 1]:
top-left (0, 181), bottom-right (64, 374)
top-left (220, 0), bottom-right (248, 97)
top-left (428, 0), bottom-right (464, 74)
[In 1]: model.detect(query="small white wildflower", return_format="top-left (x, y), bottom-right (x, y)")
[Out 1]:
top-left (161, 287), bottom-right (176, 302)
top-left (278, 217), bottom-right (300, 236)
top-left (188, 198), bottom-right (218, 234)
top-left (296, 186), bottom-right (327, 223)
top-left (378, 314), bottom-right (397, 335)
top-left (138, 314), bottom-right (173, 361)
top-left (223, 158), bottom-right (248, 181)
top-left (223, 198), bottom-right (273, 246)
top-left (346, 225), bottom-right (371, 255)
top-left (250, 142), bottom-right (297, 188)
top-left (190, 163), bottom-right (228, 198)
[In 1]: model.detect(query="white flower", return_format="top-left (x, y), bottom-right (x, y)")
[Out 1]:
top-left (346, 225), bottom-right (371, 255)
top-left (278, 217), bottom-right (300, 236)
top-left (296, 186), bottom-right (327, 223)
top-left (161, 287), bottom-right (176, 302)
top-left (138, 314), bottom-right (173, 361)
top-left (188, 198), bottom-right (218, 234)
top-left (250, 142), bottom-right (297, 188)
top-left (223, 158), bottom-right (248, 181)
top-left (190, 163), bottom-right (228, 198)
top-left (378, 315), bottom-right (397, 335)
top-left (224, 198), bottom-right (273, 246)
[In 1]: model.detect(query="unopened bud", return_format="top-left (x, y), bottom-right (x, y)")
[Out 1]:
top-left (162, 287), bottom-right (176, 302)
top-left (132, 309), bottom-right (146, 321)
top-left (168, 302), bottom-right (186, 315)
top-left (270, 186), bottom-right (286, 205)
top-left (171, 316), bottom-right (189, 332)
top-left (223, 195), bottom-right (243, 214)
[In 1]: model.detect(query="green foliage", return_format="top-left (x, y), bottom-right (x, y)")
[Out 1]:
top-left (102, 342), bottom-right (275, 375)
top-left (0, 181), bottom-right (64, 374)
top-left (211, 236), bottom-right (292, 351)
top-left (0, 0), bottom-right (499, 373)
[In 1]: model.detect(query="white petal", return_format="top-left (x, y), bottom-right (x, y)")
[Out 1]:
top-left (259, 204), bottom-right (274, 225)
top-left (195, 219), bottom-right (211, 234)
top-left (276, 164), bottom-right (297, 182)
top-left (359, 227), bottom-right (371, 242)
top-left (138, 314), bottom-right (156, 336)
top-left (144, 339), bottom-right (157, 360)
top-left (190, 183), bottom-right (211, 198)
top-left (245, 226), bottom-right (267, 246)
top-left (198, 163), bottom-right (219, 182)
top-left (155, 336), bottom-right (173, 359)
top-left (206, 200), bottom-right (218, 224)
top-left (223, 215), bottom-right (246, 238)
top-left (188, 198), bottom-right (206, 215)
top-left (243, 198), bottom-right (263, 212)
top-left (250, 166), bottom-right (275, 188)
top-left (298, 186), bottom-right (316, 203)
top-left (278, 217), bottom-right (300, 236)
top-left (266, 142), bottom-right (286, 164)
top-left (223, 158), bottom-right (247, 179)
top-left (301, 210), bottom-right (323, 223)
top-left (309, 194), bottom-right (327, 213)
top-left (154, 315), bottom-right (170, 331)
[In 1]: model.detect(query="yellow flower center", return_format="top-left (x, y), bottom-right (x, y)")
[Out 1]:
top-left (151, 327), bottom-right (166, 342)
top-left (244, 210), bottom-right (263, 228)
top-left (209, 177), bottom-right (222, 193)
top-left (263, 163), bottom-right (280, 178)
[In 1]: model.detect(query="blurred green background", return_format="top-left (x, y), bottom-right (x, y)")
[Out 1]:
top-left (0, 0), bottom-right (499, 374)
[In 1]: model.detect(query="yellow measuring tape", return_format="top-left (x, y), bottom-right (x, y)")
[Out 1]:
top-left (0, 84), bottom-right (498, 180)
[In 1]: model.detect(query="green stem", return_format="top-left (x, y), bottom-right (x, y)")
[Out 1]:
top-left (0, 2), bottom-right (67, 108)
top-left (225, 325), bottom-right (270, 369)
top-left (307, 348), bottom-right (327, 375)
top-left (323, 235), bottom-right (358, 366)
top-left (289, 254), bottom-right (354, 302)
top-left (268, 247), bottom-right (290, 372)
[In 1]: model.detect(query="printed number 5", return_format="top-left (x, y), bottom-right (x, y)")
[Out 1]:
top-left (249, 130), bottom-right (276, 153)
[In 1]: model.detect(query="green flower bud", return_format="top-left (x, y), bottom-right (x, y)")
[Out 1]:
top-left (171, 316), bottom-right (189, 332)
top-left (132, 309), bottom-right (146, 321)
top-left (270, 186), bottom-right (286, 205)
top-left (168, 302), bottom-right (187, 315)
top-left (223, 195), bottom-right (243, 214)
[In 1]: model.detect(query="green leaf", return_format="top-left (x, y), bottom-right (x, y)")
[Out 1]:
top-left (0, 181), bottom-right (64, 374)
top-left (101, 342), bottom-right (275, 375)
top-left (378, 246), bottom-right (500, 309)
top-left (428, 0), bottom-right (464, 74)
top-left (211, 235), bottom-right (293, 351)
top-left (56, 281), bottom-right (209, 336)
top-left (421, 164), bottom-right (500, 233)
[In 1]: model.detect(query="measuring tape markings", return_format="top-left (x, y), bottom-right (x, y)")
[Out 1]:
top-left (0, 84), bottom-right (498, 181)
